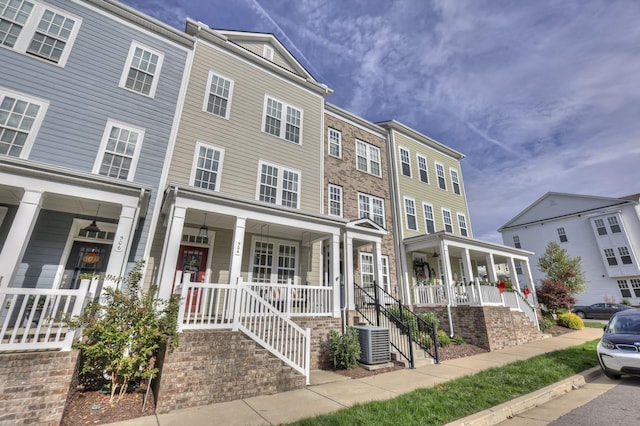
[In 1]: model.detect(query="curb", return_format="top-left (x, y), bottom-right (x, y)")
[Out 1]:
top-left (444, 366), bottom-right (603, 426)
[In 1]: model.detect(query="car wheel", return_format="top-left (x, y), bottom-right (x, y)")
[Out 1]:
top-left (600, 365), bottom-right (621, 380)
top-left (575, 311), bottom-right (585, 319)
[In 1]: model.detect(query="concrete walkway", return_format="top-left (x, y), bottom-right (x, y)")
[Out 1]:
top-left (107, 327), bottom-right (603, 426)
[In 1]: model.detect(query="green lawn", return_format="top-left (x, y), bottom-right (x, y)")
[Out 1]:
top-left (583, 321), bottom-right (606, 329)
top-left (290, 339), bottom-right (600, 426)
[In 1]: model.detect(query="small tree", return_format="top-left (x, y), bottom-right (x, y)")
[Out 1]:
top-left (536, 279), bottom-right (576, 313)
top-left (538, 241), bottom-right (586, 294)
top-left (68, 260), bottom-right (180, 403)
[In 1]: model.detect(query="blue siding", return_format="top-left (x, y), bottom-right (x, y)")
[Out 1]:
top-left (1, 0), bottom-right (191, 263)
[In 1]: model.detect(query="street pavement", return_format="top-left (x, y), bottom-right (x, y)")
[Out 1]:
top-left (107, 327), bottom-right (603, 426)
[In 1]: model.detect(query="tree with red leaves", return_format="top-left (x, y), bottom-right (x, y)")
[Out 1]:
top-left (536, 279), bottom-right (576, 312)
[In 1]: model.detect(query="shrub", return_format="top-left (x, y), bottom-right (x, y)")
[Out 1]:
top-left (437, 329), bottom-right (451, 347)
top-left (453, 335), bottom-right (465, 345)
top-left (622, 299), bottom-right (632, 306)
top-left (536, 280), bottom-right (576, 312)
top-left (539, 317), bottom-right (556, 331)
top-left (328, 328), bottom-right (360, 369)
top-left (67, 260), bottom-right (179, 403)
top-left (557, 312), bottom-right (584, 330)
top-left (420, 312), bottom-right (440, 330)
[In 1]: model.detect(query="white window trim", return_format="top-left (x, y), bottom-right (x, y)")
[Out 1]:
top-left (328, 127), bottom-right (342, 158)
top-left (261, 95), bottom-right (304, 144)
top-left (0, 87), bottom-right (49, 159)
top-left (189, 140), bottom-right (225, 192)
top-left (93, 119), bottom-right (145, 182)
top-left (435, 162), bottom-right (447, 190)
top-left (359, 252), bottom-right (375, 288)
top-left (118, 41), bottom-right (164, 98)
top-left (328, 183), bottom-right (343, 217)
top-left (404, 196), bottom-right (418, 231)
top-left (457, 212), bottom-right (468, 236)
top-left (423, 202), bottom-right (436, 234)
top-left (417, 154), bottom-right (429, 184)
top-left (3, 2), bottom-right (82, 67)
top-left (442, 208), bottom-right (453, 232)
top-left (357, 192), bottom-right (386, 228)
top-left (381, 255), bottom-right (390, 292)
top-left (355, 139), bottom-right (382, 177)
top-left (450, 167), bottom-right (461, 195)
top-left (255, 160), bottom-right (301, 208)
top-left (399, 146), bottom-right (411, 177)
top-left (248, 236), bottom-right (299, 284)
top-left (201, 70), bottom-right (234, 119)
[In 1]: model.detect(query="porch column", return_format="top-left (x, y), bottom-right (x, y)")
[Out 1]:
top-left (103, 204), bottom-right (138, 290)
top-left (372, 239), bottom-right (383, 290)
top-left (485, 253), bottom-right (497, 282)
top-left (344, 232), bottom-right (355, 310)
top-left (461, 248), bottom-right (474, 284)
top-left (157, 205), bottom-right (186, 301)
top-left (0, 190), bottom-right (42, 289)
top-left (524, 259), bottom-right (537, 298)
top-left (331, 233), bottom-right (341, 317)
top-left (440, 242), bottom-right (455, 305)
top-left (229, 217), bottom-right (246, 286)
top-left (508, 257), bottom-right (521, 292)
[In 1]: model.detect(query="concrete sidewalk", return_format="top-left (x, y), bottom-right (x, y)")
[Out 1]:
top-left (107, 327), bottom-right (603, 426)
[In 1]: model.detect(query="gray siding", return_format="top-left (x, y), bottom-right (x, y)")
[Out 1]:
top-left (1, 0), bottom-right (190, 262)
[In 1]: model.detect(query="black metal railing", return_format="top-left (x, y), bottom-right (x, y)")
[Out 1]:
top-left (354, 283), bottom-right (440, 365)
top-left (354, 283), bottom-right (415, 368)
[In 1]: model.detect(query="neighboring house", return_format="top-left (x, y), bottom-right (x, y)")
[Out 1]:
top-left (499, 192), bottom-right (640, 305)
top-left (379, 120), bottom-right (538, 340)
top-left (324, 103), bottom-right (395, 306)
top-left (0, 0), bottom-right (191, 295)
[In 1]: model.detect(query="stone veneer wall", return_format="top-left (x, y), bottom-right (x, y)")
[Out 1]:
top-left (155, 316), bottom-right (341, 412)
top-left (413, 306), bottom-right (543, 351)
top-left (0, 350), bottom-right (79, 425)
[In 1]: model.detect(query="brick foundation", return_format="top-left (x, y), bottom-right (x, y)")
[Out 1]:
top-left (0, 350), bottom-right (79, 425)
top-left (291, 316), bottom-right (342, 369)
top-left (413, 306), bottom-right (543, 351)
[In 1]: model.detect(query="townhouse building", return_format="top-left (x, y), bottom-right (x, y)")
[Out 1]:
top-left (499, 192), bottom-right (640, 305)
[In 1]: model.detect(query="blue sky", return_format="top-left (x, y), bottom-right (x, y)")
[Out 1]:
top-left (122, 0), bottom-right (640, 243)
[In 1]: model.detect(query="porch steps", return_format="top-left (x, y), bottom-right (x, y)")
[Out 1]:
top-left (392, 342), bottom-right (434, 368)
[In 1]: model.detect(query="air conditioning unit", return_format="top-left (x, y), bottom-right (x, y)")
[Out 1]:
top-left (352, 325), bottom-right (390, 365)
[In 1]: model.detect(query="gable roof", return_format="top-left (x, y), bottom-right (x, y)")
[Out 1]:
top-left (499, 192), bottom-right (637, 230)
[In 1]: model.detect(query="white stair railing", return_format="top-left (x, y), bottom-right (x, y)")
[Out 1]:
top-left (233, 282), bottom-right (311, 384)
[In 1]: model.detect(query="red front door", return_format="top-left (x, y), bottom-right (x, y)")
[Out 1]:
top-left (175, 245), bottom-right (209, 312)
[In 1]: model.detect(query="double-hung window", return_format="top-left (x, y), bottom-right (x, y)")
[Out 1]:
top-left (617, 280), bottom-right (631, 298)
top-left (191, 141), bottom-right (224, 191)
top-left (250, 238), bottom-right (298, 284)
top-left (608, 216), bottom-right (621, 233)
top-left (457, 213), bottom-right (468, 237)
top-left (557, 227), bottom-right (568, 243)
top-left (417, 155), bottom-right (428, 183)
top-left (513, 235), bottom-right (521, 248)
top-left (404, 197), bottom-right (417, 231)
top-left (399, 147), bottom-right (411, 176)
top-left (618, 247), bottom-right (633, 265)
top-left (450, 169), bottom-right (461, 195)
top-left (604, 248), bottom-right (618, 266)
top-left (356, 139), bottom-right (381, 176)
top-left (358, 193), bottom-right (385, 227)
top-left (203, 71), bottom-right (233, 118)
top-left (328, 128), bottom-right (341, 158)
top-left (0, 88), bottom-right (47, 158)
top-left (257, 161), bottom-right (300, 208)
top-left (423, 203), bottom-right (435, 234)
top-left (360, 253), bottom-right (375, 289)
top-left (328, 184), bottom-right (343, 217)
top-left (442, 209), bottom-right (453, 233)
top-left (94, 120), bottom-right (144, 181)
top-left (594, 218), bottom-right (607, 235)
top-left (263, 96), bottom-right (302, 143)
top-left (435, 162), bottom-right (446, 190)
top-left (514, 261), bottom-right (523, 275)
top-left (120, 42), bottom-right (164, 97)
top-left (1, 1), bottom-right (81, 66)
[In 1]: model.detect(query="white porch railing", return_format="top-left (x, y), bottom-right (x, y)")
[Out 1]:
top-left (0, 281), bottom-right (92, 351)
top-left (247, 281), bottom-right (333, 317)
top-left (414, 280), bottom-right (539, 328)
top-left (175, 276), bottom-right (312, 383)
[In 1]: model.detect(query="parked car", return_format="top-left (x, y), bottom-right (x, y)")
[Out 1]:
top-left (571, 303), bottom-right (632, 319)
top-left (597, 309), bottom-right (640, 379)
